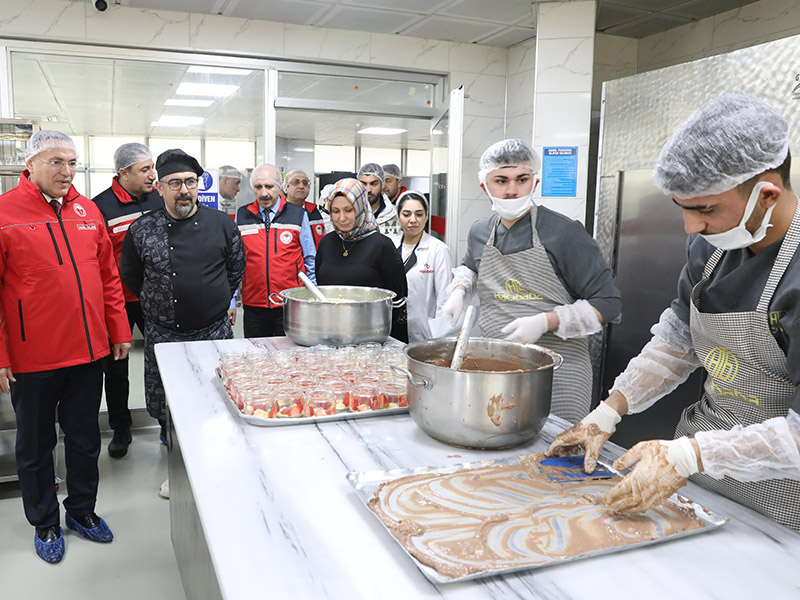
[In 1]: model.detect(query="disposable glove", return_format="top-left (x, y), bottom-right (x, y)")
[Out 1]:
top-left (501, 313), bottom-right (549, 344)
top-left (442, 288), bottom-right (465, 327)
top-left (545, 401), bottom-right (622, 473)
top-left (603, 437), bottom-right (699, 514)
top-left (553, 299), bottom-right (602, 339)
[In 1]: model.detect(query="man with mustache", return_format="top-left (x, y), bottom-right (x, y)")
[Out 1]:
top-left (120, 149), bottom-right (245, 498)
top-left (237, 163), bottom-right (316, 337)
top-left (357, 163), bottom-right (400, 237)
top-left (93, 142), bottom-right (163, 459)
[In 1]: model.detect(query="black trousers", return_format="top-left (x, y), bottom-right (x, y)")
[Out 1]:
top-left (11, 360), bottom-right (104, 529)
top-left (243, 305), bottom-right (285, 338)
top-left (103, 301), bottom-right (144, 430)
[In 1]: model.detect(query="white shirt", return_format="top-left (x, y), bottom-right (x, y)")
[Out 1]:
top-left (390, 231), bottom-right (452, 342)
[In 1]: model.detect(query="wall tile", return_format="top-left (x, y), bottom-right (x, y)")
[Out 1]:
top-left (504, 113), bottom-right (534, 144)
top-left (86, 5), bottom-right (191, 47)
top-left (508, 38), bottom-right (536, 76)
top-left (594, 33), bottom-right (637, 68)
top-left (284, 24), bottom-right (370, 63)
top-left (591, 64), bottom-right (636, 110)
top-left (533, 92), bottom-right (592, 148)
top-left (448, 42), bottom-right (507, 76)
top-left (535, 37), bottom-right (594, 94)
top-left (461, 116), bottom-right (506, 159)
top-left (0, 0), bottom-right (86, 40)
top-left (637, 18), bottom-right (714, 71)
top-left (535, 196), bottom-right (587, 223)
top-left (449, 71), bottom-right (507, 118)
top-left (712, 0), bottom-right (800, 50)
top-left (458, 196), bottom-right (492, 240)
top-left (537, 1), bottom-right (595, 40)
top-left (507, 69), bottom-right (535, 117)
top-left (190, 14), bottom-right (284, 56)
top-left (369, 33), bottom-right (449, 71)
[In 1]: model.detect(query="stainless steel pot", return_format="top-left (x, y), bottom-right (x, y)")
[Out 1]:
top-left (393, 338), bottom-right (562, 449)
top-left (273, 285), bottom-right (402, 346)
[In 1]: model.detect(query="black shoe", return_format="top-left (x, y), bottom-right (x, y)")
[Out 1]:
top-left (158, 418), bottom-right (167, 446)
top-left (37, 525), bottom-right (61, 543)
top-left (108, 427), bottom-right (132, 458)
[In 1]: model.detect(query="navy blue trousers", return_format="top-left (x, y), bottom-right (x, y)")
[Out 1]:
top-left (11, 360), bottom-right (104, 529)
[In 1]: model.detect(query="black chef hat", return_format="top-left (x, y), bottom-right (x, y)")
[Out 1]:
top-left (156, 148), bottom-right (204, 179)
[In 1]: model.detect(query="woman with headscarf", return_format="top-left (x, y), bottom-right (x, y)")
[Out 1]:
top-left (315, 178), bottom-right (408, 342)
top-left (390, 191), bottom-right (452, 342)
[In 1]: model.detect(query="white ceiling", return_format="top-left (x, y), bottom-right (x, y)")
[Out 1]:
top-left (99, 0), bottom-right (761, 45)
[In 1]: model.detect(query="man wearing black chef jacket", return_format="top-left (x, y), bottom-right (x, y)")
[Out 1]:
top-left (546, 91), bottom-right (800, 532)
top-left (121, 149), bottom-right (245, 498)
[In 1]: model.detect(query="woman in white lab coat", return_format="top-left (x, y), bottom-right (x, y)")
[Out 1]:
top-left (390, 191), bottom-right (452, 342)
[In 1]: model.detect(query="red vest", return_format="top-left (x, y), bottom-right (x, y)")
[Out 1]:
top-left (237, 198), bottom-right (307, 309)
top-left (305, 201), bottom-right (325, 249)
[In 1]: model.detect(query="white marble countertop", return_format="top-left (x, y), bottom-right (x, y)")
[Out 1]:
top-left (156, 338), bottom-right (800, 600)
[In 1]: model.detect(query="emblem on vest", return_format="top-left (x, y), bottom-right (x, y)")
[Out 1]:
top-left (279, 230), bottom-right (293, 245)
top-left (703, 346), bottom-right (760, 407)
top-left (769, 310), bottom-right (786, 335)
top-left (315, 224), bottom-right (324, 235)
top-left (493, 278), bottom-right (543, 301)
top-left (73, 203), bottom-right (87, 218)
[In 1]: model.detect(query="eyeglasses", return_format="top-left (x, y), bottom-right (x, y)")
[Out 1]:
top-left (289, 179), bottom-right (310, 186)
top-left (33, 156), bottom-right (80, 171)
top-left (162, 177), bottom-right (199, 191)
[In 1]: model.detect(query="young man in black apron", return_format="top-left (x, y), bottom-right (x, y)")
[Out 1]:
top-left (442, 139), bottom-right (622, 423)
top-left (546, 91), bottom-right (800, 532)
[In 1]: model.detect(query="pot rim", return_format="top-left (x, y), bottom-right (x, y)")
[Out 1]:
top-left (404, 336), bottom-right (561, 374)
top-left (280, 285), bottom-right (396, 305)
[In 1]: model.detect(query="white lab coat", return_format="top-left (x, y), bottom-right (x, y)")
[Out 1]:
top-left (390, 231), bottom-right (452, 342)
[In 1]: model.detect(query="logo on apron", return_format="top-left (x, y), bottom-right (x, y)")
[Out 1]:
top-left (493, 278), bottom-right (544, 301)
top-left (704, 346), bottom-right (760, 407)
top-left (769, 310), bottom-right (786, 334)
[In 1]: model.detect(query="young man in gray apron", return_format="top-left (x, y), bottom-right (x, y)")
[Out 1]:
top-left (442, 139), bottom-right (622, 423)
top-left (546, 91), bottom-right (800, 532)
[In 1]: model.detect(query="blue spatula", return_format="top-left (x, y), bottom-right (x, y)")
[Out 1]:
top-left (539, 456), bottom-right (615, 484)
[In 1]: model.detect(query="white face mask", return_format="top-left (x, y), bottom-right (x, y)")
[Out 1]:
top-left (699, 181), bottom-right (776, 251)
top-left (487, 192), bottom-right (535, 221)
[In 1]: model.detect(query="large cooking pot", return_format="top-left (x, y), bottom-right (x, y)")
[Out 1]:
top-left (393, 338), bottom-right (562, 449)
top-left (273, 285), bottom-right (402, 346)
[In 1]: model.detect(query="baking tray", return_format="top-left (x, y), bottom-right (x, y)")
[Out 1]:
top-left (214, 368), bottom-right (408, 427)
top-left (346, 457), bottom-right (727, 584)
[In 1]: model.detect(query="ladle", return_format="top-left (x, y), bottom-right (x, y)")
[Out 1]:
top-left (450, 304), bottom-right (476, 370)
top-left (298, 271), bottom-right (328, 302)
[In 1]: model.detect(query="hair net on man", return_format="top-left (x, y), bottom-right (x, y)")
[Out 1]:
top-left (478, 139), bottom-right (541, 183)
top-left (250, 164), bottom-right (282, 188)
top-left (219, 165), bottom-right (242, 180)
top-left (383, 164), bottom-right (402, 179)
top-left (114, 143), bottom-right (152, 173)
top-left (26, 130), bottom-right (77, 160)
top-left (653, 90), bottom-right (790, 198)
top-left (357, 163), bottom-right (384, 183)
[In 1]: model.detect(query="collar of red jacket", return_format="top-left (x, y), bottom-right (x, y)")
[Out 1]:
top-left (19, 169), bottom-right (80, 204)
top-left (111, 176), bottom-right (139, 204)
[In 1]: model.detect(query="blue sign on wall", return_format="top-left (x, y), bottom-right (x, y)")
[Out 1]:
top-left (541, 147), bottom-right (578, 198)
top-left (197, 168), bottom-right (219, 210)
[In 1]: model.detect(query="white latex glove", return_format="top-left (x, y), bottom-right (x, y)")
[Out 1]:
top-left (442, 288), bottom-right (465, 327)
top-left (603, 437), bottom-right (699, 514)
top-left (501, 313), bottom-right (549, 344)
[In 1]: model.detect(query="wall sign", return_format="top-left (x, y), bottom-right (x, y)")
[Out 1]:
top-left (541, 147), bottom-right (578, 197)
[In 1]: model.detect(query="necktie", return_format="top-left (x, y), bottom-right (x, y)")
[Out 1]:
top-left (50, 199), bottom-right (61, 218)
top-left (262, 209), bottom-right (271, 230)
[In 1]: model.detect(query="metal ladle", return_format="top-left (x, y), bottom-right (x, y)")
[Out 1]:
top-left (450, 304), bottom-right (477, 370)
top-left (298, 271), bottom-right (328, 302)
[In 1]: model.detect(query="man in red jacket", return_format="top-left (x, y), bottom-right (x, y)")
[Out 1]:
top-left (284, 168), bottom-right (325, 248)
top-left (0, 131), bottom-right (131, 563)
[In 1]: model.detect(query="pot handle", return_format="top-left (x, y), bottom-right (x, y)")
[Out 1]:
top-left (551, 352), bottom-right (563, 370)
top-left (268, 292), bottom-right (285, 306)
top-left (392, 296), bottom-right (407, 308)
top-left (390, 365), bottom-right (431, 389)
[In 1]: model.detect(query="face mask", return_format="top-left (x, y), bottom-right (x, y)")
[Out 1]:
top-left (700, 182), bottom-right (776, 251)
top-left (488, 192), bottom-right (535, 221)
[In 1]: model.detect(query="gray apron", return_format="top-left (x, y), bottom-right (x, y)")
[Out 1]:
top-left (477, 206), bottom-right (592, 423)
top-left (676, 203), bottom-right (800, 531)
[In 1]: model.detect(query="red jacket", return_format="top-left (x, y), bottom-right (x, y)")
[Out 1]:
top-left (237, 198), bottom-right (307, 309)
top-left (0, 172), bottom-right (131, 373)
top-left (93, 177), bottom-right (163, 303)
top-left (305, 201), bottom-right (325, 248)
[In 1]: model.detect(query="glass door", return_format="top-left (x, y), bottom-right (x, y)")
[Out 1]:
top-left (430, 87), bottom-right (464, 262)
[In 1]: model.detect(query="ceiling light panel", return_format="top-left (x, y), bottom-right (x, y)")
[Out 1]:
top-left (176, 82), bottom-right (239, 97)
top-left (357, 127), bottom-right (407, 135)
top-left (151, 116), bottom-right (205, 127)
top-left (165, 99), bottom-right (215, 107)
top-left (187, 66), bottom-right (253, 76)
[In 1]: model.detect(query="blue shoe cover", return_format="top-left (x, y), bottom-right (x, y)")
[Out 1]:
top-left (34, 527), bottom-right (65, 563)
top-left (65, 512), bottom-right (114, 543)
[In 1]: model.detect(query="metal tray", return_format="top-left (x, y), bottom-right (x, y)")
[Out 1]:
top-left (346, 457), bottom-right (727, 584)
top-left (214, 368), bottom-right (408, 427)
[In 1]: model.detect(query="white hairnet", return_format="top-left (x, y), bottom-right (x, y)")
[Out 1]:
top-left (478, 139), bottom-right (541, 183)
top-left (250, 164), bottom-right (282, 188)
top-left (26, 130), bottom-right (77, 160)
top-left (319, 183), bottom-right (335, 205)
top-left (219, 165), bottom-right (242, 180)
top-left (114, 142), bottom-right (152, 173)
top-left (653, 91), bottom-right (790, 198)
top-left (357, 163), bottom-right (384, 183)
top-left (382, 163), bottom-right (402, 179)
